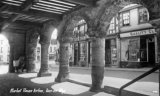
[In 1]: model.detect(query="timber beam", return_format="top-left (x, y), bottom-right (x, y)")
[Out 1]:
top-left (63, 0), bottom-right (97, 6)
top-left (3, 5), bottom-right (62, 20)
top-left (0, 0), bottom-right (40, 31)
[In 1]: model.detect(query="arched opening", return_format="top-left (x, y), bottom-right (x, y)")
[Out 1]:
top-left (35, 36), bottom-right (41, 70)
top-left (50, 29), bottom-right (59, 66)
top-left (104, 4), bottom-right (155, 68)
top-left (0, 34), bottom-right (10, 74)
top-left (69, 18), bottom-right (89, 67)
top-left (35, 29), bottom-right (59, 70)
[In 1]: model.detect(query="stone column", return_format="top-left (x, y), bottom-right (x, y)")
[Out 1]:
top-left (155, 28), bottom-right (160, 95)
top-left (37, 42), bottom-right (51, 77)
top-left (37, 21), bottom-right (56, 77)
top-left (55, 39), bottom-right (70, 82)
top-left (9, 42), bottom-right (14, 73)
top-left (90, 38), bottom-right (105, 92)
top-left (26, 29), bottom-right (39, 73)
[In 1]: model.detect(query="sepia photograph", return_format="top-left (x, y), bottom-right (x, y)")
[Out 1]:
top-left (0, 0), bottom-right (159, 96)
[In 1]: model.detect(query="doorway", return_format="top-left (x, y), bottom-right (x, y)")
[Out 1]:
top-left (105, 40), bottom-right (111, 67)
top-left (148, 41), bottom-right (155, 66)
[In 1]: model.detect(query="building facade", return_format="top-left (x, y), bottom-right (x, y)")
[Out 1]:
top-left (0, 37), bottom-right (10, 64)
top-left (69, 4), bottom-right (158, 68)
top-left (70, 19), bottom-right (91, 67)
top-left (106, 4), bottom-right (157, 68)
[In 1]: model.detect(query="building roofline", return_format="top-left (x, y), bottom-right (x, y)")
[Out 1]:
top-left (119, 4), bottom-right (142, 13)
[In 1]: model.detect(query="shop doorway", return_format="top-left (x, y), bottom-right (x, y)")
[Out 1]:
top-left (74, 43), bottom-right (80, 66)
top-left (148, 41), bottom-right (155, 66)
top-left (74, 49), bottom-right (78, 66)
top-left (105, 40), bottom-right (111, 67)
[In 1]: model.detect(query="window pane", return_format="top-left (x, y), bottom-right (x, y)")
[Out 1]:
top-left (139, 8), bottom-right (148, 23)
top-left (122, 12), bottom-right (130, 26)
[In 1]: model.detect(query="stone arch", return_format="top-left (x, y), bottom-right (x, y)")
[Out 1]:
top-left (60, 12), bottom-right (90, 41)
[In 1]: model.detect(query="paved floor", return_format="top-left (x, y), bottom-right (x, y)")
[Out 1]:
top-left (0, 65), bottom-right (114, 96)
top-left (0, 64), bottom-right (159, 96)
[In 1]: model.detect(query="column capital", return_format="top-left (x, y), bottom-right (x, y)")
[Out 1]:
top-left (39, 20), bottom-right (58, 45)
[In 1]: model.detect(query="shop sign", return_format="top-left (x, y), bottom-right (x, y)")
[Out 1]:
top-left (120, 29), bottom-right (156, 38)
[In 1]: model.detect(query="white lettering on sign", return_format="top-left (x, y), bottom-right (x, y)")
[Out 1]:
top-left (120, 29), bottom-right (156, 38)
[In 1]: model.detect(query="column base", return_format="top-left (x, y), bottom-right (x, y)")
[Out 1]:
top-left (90, 66), bottom-right (104, 92)
top-left (89, 86), bottom-right (102, 92)
top-left (55, 74), bottom-right (69, 83)
top-left (55, 65), bottom-right (69, 82)
top-left (37, 71), bottom-right (52, 77)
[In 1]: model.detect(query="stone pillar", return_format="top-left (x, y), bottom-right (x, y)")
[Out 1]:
top-left (55, 39), bottom-right (70, 82)
top-left (37, 21), bottom-right (56, 77)
top-left (9, 42), bottom-right (14, 73)
top-left (26, 29), bottom-right (39, 73)
top-left (155, 28), bottom-right (160, 95)
top-left (37, 43), bottom-right (51, 77)
top-left (90, 38), bottom-right (105, 92)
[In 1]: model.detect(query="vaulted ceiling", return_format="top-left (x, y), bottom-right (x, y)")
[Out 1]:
top-left (0, 0), bottom-right (97, 33)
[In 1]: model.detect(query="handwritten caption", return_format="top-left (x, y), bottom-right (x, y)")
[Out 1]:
top-left (10, 88), bottom-right (65, 94)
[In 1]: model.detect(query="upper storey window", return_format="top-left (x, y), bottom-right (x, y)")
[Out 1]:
top-left (120, 11), bottom-right (130, 26)
top-left (107, 17), bottom-right (119, 35)
top-left (138, 7), bottom-right (149, 23)
top-left (73, 19), bottom-right (87, 40)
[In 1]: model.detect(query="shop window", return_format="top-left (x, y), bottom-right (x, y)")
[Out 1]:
top-left (128, 39), bottom-right (140, 61)
top-left (119, 11), bottom-right (130, 26)
top-left (121, 38), bottom-right (140, 62)
top-left (111, 39), bottom-right (117, 65)
top-left (139, 8), bottom-right (148, 23)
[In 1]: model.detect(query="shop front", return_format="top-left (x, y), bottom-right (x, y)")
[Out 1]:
top-left (120, 29), bottom-right (157, 68)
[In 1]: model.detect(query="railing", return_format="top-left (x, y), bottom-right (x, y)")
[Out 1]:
top-left (119, 65), bottom-right (160, 96)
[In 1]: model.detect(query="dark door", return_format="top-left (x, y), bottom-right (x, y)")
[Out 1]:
top-left (74, 49), bottom-right (78, 66)
top-left (148, 42), bottom-right (155, 66)
top-left (105, 40), bottom-right (111, 67)
top-left (74, 44), bottom-right (79, 66)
